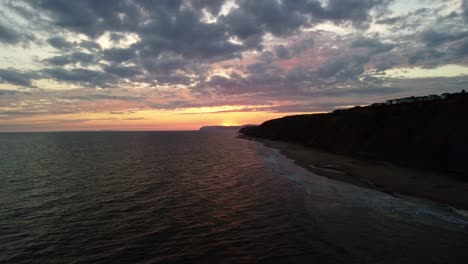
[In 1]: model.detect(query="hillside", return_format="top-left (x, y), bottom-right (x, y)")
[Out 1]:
top-left (240, 92), bottom-right (468, 176)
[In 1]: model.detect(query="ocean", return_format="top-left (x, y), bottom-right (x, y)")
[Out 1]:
top-left (1, 131), bottom-right (467, 263)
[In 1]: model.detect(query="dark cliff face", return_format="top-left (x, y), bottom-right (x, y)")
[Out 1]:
top-left (240, 94), bottom-right (468, 175)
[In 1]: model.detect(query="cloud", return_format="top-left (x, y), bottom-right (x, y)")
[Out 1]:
top-left (231, 0), bottom-right (307, 37)
top-left (102, 47), bottom-right (135, 63)
top-left (421, 30), bottom-right (468, 47)
top-left (275, 45), bottom-right (292, 60)
top-left (403, 28), bottom-right (468, 68)
top-left (102, 65), bottom-right (140, 78)
top-left (0, 68), bottom-right (35, 87)
top-left (191, 0), bottom-right (225, 16)
top-left (314, 86), bottom-right (404, 97)
top-left (27, 0), bottom-right (393, 64)
top-left (0, 23), bottom-right (22, 44)
top-left (307, 0), bottom-right (393, 27)
top-left (63, 94), bottom-right (142, 102)
top-left (80, 40), bottom-right (101, 51)
top-left (138, 8), bottom-right (243, 61)
top-left (375, 16), bottom-right (402, 25)
top-left (42, 68), bottom-right (111, 87)
top-left (2, 0), bottom-right (468, 125)
top-left (27, 0), bottom-right (110, 37)
top-left (47, 36), bottom-right (74, 49)
top-left (463, 0), bottom-right (468, 21)
top-left (18, 0), bottom-right (395, 90)
top-left (455, 38), bottom-right (468, 56)
top-left (0, 89), bottom-right (31, 96)
top-left (407, 48), bottom-right (447, 66)
top-left (45, 51), bottom-right (96, 66)
top-left (123, 117), bottom-right (145, 120)
top-left (351, 37), bottom-right (395, 54)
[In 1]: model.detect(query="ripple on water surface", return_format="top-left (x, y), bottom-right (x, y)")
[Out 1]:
top-left (0, 131), bottom-right (467, 264)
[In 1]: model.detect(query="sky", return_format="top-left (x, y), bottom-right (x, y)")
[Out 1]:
top-left (0, 0), bottom-right (468, 131)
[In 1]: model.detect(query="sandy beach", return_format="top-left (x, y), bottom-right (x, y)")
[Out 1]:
top-left (241, 136), bottom-right (468, 211)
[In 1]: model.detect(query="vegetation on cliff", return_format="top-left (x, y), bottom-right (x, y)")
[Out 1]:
top-left (240, 92), bottom-right (468, 175)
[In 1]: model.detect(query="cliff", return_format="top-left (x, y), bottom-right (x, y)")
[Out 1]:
top-left (240, 92), bottom-right (468, 176)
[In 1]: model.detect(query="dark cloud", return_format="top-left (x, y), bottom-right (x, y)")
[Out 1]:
top-left (455, 38), bottom-right (468, 56)
top-left (0, 23), bottom-right (22, 44)
top-left (44, 55), bottom-right (70, 66)
top-left (275, 45), bottom-right (292, 60)
top-left (140, 53), bottom-right (186, 74)
top-left (79, 40), bottom-right (101, 51)
top-left (11, 0), bottom-right (396, 90)
top-left (47, 36), bottom-right (74, 49)
top-left (307, 0), bottom-right (392, 27)
top-left (109, 32), bottom-right (126, 43)
top-left (374, 7), bottom-right (434, 33)
top-left (375, 16), bottom-right (402, 25)
top-left (234, 0), bottom-right (307, 36)
top-left (26, 0), bottom-right (393, 40)
top-left (222, 0), bottom-right (389, 41)
top-left (27, 0), bottom-right (135, 37)
top-left (317, 55), bottom-right (369, 82)
top-left (221, 8), bottom-right (262, 39)
top-left (67, 51), bottom-right (95, 65)
top-left (191, 0), bottom-right (225, 16)
top-left (151, 73), bottom-right (193, 86)
top-left (102, 65), bottom-right (140, 78)
top-left (408, 48), bottom-right (446, 66)
top-left (405, 28), bottom-right (468, 68)
top-left (45, 51), bottom-right (96, 66)
top-left (0, 68), bottom-right (35, 87)
top-left (463, 0), bottom-right (468, 21)
top-left (102, 47), bottom-right (135, 63)
top-left (26, 0), bottom-right (393, 63)
top-left (351, 37), bottom-right (395, 54)
top-left (2, 0), bottom-right (466, 122)
top-left (198, 64), bottom-right (302, 97)
top-left (373, 59), bottom-right (400, 71)
top-left (140, 8), bottom-right (243, 61)
top-left (198, 39), bottom-right (401, 99)
top-left (270, 37), bottom-right (316, 61)
top-left (421, 30), bottom-right (468, 47)
top-left (291, 37), bottom-right (315, 54)
top-left (42, 68), bottom-right (111, 87)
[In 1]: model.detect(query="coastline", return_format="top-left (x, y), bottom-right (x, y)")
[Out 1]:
top-left (239, 135), bottom-right (468, 211)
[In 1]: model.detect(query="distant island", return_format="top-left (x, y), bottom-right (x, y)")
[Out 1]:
top-left (240, 91), bottom-right (468, 209)
top-left (200, 125), bottom-right (255, 132)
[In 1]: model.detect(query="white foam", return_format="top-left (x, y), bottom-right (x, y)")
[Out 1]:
top-left (255, 141), bottom-right (468, 227)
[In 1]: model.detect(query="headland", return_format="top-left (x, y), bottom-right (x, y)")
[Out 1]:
top-left (239, 91), bottom-right (468, 210)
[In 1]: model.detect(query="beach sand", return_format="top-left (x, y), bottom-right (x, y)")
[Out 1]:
top-left (241, 136), bottom-right (468, 210)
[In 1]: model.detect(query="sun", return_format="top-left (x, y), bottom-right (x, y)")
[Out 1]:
top-left (221, 120), bottom-right (238, 126)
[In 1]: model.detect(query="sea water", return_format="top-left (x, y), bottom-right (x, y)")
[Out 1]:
top-left (1, 131), bottom-right (467, 263)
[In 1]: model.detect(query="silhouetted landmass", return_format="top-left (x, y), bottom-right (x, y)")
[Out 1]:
top-left (200, 125), bottom-right (255, 132)
top-left (240, 91), bottom-right (468, 176)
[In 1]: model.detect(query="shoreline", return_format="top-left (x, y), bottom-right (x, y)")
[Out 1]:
top-left (239, 135), bottom-right (468, 211)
